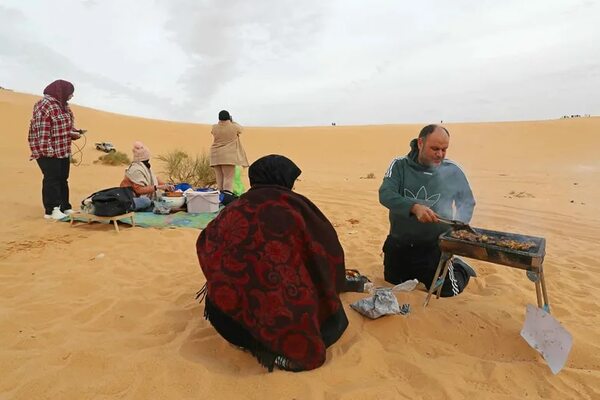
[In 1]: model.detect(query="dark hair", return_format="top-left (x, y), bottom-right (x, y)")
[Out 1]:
top-left (218, 110), bottom-right (231, 121)
top-left (418, 124), bottom-right (449, 139)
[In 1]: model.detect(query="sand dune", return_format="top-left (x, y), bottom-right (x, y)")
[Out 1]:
top-left (1, 89), bottom-right (599, 399)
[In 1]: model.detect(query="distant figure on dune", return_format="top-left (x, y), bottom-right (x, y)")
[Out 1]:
top-left (210, 110), bottom-right (249, 205)
top-left (28, 79), bottom-right (84, 220)
top-left (120, 141), bottom-right (174, 211)
top-left (196, 155), bottom-right (348, 372)
top-left (379, 124), bottom-right (477, 296)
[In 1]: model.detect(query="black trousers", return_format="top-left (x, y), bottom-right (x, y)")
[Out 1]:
top-left (382, 235), bottom-right (469, 297)
top-left (36, 157), bottom-right (72, 215)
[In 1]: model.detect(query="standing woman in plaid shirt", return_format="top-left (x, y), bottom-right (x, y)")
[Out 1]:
top-left (28, 80), bottom-right (83, 220)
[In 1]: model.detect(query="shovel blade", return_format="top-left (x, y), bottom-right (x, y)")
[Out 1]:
top-left (520, 304), bottom-right (573, 374)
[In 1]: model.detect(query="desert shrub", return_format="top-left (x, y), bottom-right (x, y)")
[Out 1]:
top-left (360, 172), bottom-right (376, 179)
top-left (157, 149), bottom-right (216, 187)
top-left (97, 151), bottom-right (130, 166)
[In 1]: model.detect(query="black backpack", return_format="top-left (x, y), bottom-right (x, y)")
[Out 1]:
top-left (85, 187), bottom-right (135, 217)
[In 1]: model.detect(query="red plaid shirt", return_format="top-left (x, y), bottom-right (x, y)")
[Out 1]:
top-left (28, 95), bottom-right (75, 159)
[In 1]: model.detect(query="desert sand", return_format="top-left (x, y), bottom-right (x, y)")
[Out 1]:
top-left (1, 89), bottom-right (599, 399)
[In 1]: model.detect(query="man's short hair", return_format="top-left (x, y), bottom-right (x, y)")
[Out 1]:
top-left (418, 124), bottom-right (450, 140)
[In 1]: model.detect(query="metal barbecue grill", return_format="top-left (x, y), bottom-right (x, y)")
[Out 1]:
top-left (424, 227), bottom-right (550, 311)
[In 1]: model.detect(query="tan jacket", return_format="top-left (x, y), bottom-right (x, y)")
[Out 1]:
top-left (210, 121), bottom-right (249, 167)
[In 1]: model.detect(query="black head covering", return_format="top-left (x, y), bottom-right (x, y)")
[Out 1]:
top-left (218, 110), bottom-right (231, 121)
top-left (249, 154), bottom-right (302, 189)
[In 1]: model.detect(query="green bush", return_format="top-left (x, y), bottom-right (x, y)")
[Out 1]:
top-left (97, 151), bottom-right (131, 166)
top-left (157, 149), bottom-right (216, 187)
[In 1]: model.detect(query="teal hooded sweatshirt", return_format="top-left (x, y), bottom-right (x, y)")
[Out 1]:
top-left (378, 139), bottom-right (476, 245)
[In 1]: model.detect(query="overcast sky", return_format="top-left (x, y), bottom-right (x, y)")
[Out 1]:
top-left (1, 0), bottom-right (599, 126)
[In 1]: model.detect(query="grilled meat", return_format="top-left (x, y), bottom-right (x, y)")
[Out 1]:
top-left (450, 230), bottom-right (536, 251)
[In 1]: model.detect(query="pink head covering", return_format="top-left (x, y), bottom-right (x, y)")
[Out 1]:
top-left (132, 141), bottom-right (151, 162)
top-left (43, 80), bottom-right (74, 110)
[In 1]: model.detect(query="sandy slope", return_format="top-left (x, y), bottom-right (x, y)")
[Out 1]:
top-left (1, 89), bottom-right (599, 399)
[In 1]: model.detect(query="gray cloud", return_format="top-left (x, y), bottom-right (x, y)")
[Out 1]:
top-left (1, 1), bottom-right (599, 125)
top-left (0, 4), bottom-right (184, 120)
top-left (161, 0), bottom-right (327, 114)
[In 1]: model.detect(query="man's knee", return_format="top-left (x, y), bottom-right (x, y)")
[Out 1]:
top-left (133, 196), bottom-right (152, 211)
top-left (439, 263), bottom-right (470, 297)
top-left (382, 236), bottom-right (409, 284)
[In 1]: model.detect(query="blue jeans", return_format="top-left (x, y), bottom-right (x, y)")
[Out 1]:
top-left (133, 196), bottom-right (153, 211)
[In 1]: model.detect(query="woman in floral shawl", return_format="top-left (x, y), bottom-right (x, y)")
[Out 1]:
top-left (196, 154), bottom-right (348, 372)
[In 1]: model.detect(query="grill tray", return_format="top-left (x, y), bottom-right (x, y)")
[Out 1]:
top-left (439, 228), bottom-right (546, 270)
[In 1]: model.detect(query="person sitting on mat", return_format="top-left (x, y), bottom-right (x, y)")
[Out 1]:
top-left (379, 124), bottom-right (477, 297)
top-left (120, 141), bottom-right (173, 211)
top-left (196, 154), bottom-right (348, 372)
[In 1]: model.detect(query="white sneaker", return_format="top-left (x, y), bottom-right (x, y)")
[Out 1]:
top-left (44, 214), bottom-right (53, 219)
top-left (50, 207), bottom-right (68, 220)
top-left (63, 209), bottom-right (76, 215)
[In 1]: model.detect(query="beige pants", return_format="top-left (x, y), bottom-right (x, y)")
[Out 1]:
top-left (213, 165), bottom-right (235, 192)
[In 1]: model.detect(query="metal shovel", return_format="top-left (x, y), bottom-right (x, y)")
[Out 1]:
top-left (521, 304), bottom-right (573, 374)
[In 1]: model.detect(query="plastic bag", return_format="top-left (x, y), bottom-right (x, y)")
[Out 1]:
top-left (153, 200), bottom-right (171, 215)
top-left (350, 279), bottom-right (418, 319)
top-left (350, 289), bottom-right (400, 319)
top-left (232, 165), bottom-right (245, 197)
top-left (364, 279), bottom-right (419, 294)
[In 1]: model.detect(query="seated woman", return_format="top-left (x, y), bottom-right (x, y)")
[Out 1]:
top-left (196, 154), bottom-right (348, 372)
top-left (120, 141), bottom-right (173, 211)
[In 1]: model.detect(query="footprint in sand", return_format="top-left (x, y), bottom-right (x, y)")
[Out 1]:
top-left (506, 190), bottom-right (535, 199)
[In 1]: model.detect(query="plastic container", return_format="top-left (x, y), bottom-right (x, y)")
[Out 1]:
top-left (161, 196), bottom-right (185, 209)
top-left (186, 190), bottom-right (220, 213)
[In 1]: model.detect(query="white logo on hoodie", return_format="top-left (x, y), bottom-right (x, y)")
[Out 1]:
top-left (404, 186), bottom-right (441, 207)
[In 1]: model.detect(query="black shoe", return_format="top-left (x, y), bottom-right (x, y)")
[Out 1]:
top-left (274, 355), bottom-right (302, 372)
top-left (221, 190), bottom-right (238, 206)
top-left (453, 257), bottom-right (477, 277)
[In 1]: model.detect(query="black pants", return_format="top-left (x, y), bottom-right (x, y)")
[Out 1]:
top-left (382, 235), bottom-right (470, 297)
top-left (36, 157), bottom-right (72, 215)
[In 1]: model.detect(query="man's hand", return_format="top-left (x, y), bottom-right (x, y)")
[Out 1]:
top-left (157, 184), bottom-right (175, 191)
top-left (410, 203), bottom-right (439, 223)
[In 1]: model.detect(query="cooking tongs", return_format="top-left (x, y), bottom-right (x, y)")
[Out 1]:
top-left (437, 216), bottom-right (478, 234)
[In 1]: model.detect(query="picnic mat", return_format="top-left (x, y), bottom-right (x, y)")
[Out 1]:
top-left (66, 211), bottom-right (220, 229)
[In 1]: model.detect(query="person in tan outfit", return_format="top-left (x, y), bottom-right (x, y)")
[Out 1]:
top-left (210, 110), bottom-right (249, 199)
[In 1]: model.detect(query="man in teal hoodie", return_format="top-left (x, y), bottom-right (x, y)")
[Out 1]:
top-left (379, 124), bottom-right (476, 297)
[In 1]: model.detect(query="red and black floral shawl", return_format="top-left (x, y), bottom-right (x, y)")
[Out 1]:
top-left (196, 183), bottom-right (347, 371)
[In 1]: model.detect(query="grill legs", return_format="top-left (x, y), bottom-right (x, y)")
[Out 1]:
top-left (528, 268), bottom-right (550, 313)
top-left (534, 279), bottom-right (543, 309)
top-left (424, 253), bottom-right (551, 314)
top-left (539, 269), bottom-right (550, 313)
top-left (424, 252), bottom-right (452, 307)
